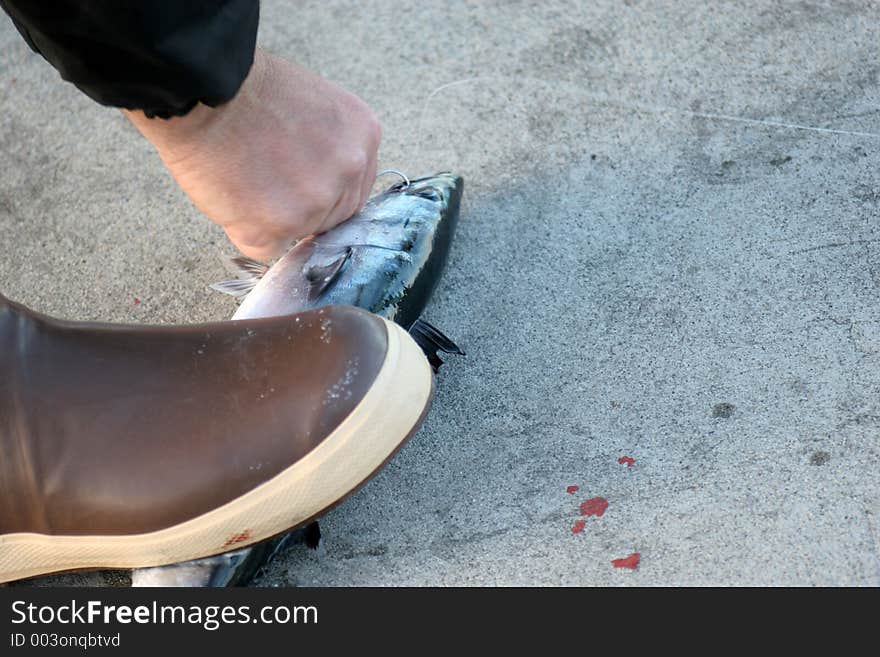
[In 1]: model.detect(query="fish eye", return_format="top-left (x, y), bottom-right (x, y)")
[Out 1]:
top-left (411, 188), bottom-right (440, 201)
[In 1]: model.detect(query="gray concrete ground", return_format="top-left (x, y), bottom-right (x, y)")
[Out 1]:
top-left (2, 1), bottom-right (879, 586)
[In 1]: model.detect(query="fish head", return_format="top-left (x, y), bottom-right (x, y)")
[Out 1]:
top-left (378, 172), bottom-right (463, 218)
top-left (358, 172), bottom-right (463, 327)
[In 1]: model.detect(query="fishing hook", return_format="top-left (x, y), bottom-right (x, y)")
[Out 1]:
top-left (376, 169), bottom-right (410, 191)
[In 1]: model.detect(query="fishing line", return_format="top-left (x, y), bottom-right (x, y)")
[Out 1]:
top-left (413, 73), bottom-right (880, 161)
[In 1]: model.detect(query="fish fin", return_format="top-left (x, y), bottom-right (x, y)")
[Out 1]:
top-left (211, 255), bottom-right (267, 300)
top-left (408, 318), bottom-right (464, 372)
top-left (305, 248), bottom-right (352, 301)
top-left (209, 279), bottom-right (258, 298)
top-left (224, 255), bottom-right (270, 281)
top-left (303, 520), bottom-right (322, 550)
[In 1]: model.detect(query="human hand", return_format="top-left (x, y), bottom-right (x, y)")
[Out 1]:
top-left (124, 48), bottom-right (382, 260)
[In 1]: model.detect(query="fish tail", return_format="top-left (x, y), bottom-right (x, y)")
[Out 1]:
top-left (408, 318), bottom-right (464, 372)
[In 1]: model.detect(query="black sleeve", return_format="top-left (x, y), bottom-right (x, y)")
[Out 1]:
top-left (0, 0), bottom-right (259, 118)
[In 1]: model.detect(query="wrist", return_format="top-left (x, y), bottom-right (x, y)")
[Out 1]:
top-left (123, 48), bottom-right (268, 164)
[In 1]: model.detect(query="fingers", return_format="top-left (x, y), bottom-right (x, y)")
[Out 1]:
top-left (314, 135), bottom-right (381, 234)
top-left (229, 160), bottom-right (368, 259)
top-left (316, 173), bottom-right (362, 235)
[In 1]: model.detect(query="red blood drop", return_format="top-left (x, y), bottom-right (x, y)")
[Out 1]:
top-left (612, 552), bottom-right (641, 570)
top-left (133, 297), bottom-right (141, 305)
top-left (579, 497), bottom-right (608, 517)
top-left (566, 485), bottom-right (579, 494)
top-left (618, 456), bottom-right (635, 467)
top-left (611, 552), bottom-right (642, 570)
top-left (571, 519), bottom-right (586, 534)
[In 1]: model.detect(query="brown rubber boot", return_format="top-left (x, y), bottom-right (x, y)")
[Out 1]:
top-left (0, 293), bottom-right (432, 583)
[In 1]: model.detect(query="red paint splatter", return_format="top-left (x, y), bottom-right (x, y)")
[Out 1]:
top-left (612, 552), bottom-right (641, 570)
top-left (566, 485), bottom-right (579, 494)
top-left (222, 529), bottom-right (251, 548)
top-left (618, 456), bottom-right (635, 467)
top-left (571, 519), bottom-right (586, 534)
top-left (579, 497), bottom-right (608, 517)
top-left (133, 297), bottom-right (141, 305)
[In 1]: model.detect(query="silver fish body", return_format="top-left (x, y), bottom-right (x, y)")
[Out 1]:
top-left (233, 172), bottom-right (462, 327)
top-left (131, 524), bottom-right (319, 587)
top-left (131, 173), bottom-right (463, 587)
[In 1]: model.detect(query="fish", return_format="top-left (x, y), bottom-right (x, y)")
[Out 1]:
top-left (130, 523), bottom-right (322, 587)
top-left (131, 172), bottom-right (464, 587)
